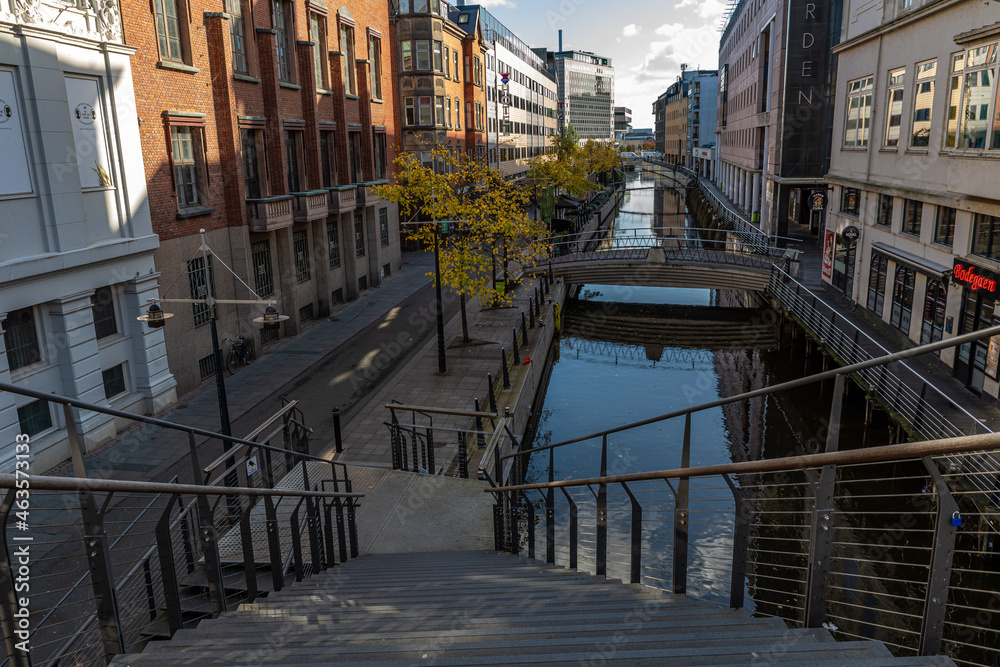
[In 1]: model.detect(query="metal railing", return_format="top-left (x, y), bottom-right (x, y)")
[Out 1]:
top-left (0, 381), bottom-right (363, 667)
top-left (488, 319), bottom-right (1000, 667)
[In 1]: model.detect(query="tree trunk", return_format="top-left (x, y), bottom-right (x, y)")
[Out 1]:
top-left (460, 293), bottom-right (470, 343)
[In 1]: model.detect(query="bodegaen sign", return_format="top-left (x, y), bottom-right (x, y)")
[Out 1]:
top-left (953, 260), bottom-right (1000, 294)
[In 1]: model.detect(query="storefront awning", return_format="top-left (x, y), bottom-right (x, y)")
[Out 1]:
top-left (871, 242), bottom-right (951, 279)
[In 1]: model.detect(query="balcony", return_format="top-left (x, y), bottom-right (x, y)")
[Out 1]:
top-left (292, 190), bottom-right (330, 222)
top-left (356, 180), bottom-right (389, 208)
top-left (327, 185), bottom-right (357, 214)
top-left (246, 195), bottom-right (294, 232)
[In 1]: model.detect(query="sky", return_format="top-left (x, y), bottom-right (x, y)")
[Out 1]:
top-left (467, 0), bottom-right (729, 129)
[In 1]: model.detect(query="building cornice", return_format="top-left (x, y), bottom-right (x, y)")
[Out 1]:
top-left (833, 0), bottom-right (965, 54)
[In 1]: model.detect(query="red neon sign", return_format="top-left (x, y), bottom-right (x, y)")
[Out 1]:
top-left (954, 262), bottom-right (999, 294)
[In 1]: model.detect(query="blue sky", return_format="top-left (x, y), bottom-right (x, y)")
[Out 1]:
top-left (469, 0), bottom-right (728, 128)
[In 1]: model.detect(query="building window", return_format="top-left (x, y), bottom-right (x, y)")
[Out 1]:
top-left (435, 96), bottom-right (445, 125)
top-left (320, 130), bottom-right (337, 188)
top-left (418, 96), bottom-right (433, 126)
top-left (285, 130), bottom-right (301, 193)
top-left (299, 303), bottom-right (314, 323)
top-left (910, 61), bottom-right (936, 148)
top-left (867, 252), bottom-right (888, 316)
top-left (348, 131), bottom-right (361, 184)
top-left (901, 200), bottom-right (923, 236)
top-left (153, 0), bottom-right (185, 62)
top-left (170, 126), bottom-right (204, 208)
top-left (273, 0), bottom-right (293, 83)
top-left (400, 0), bottom-right (409, 12)
top-left (973, 213), bottom-right (1000, 261)
top-left (310, 14), bottom-right (327, 90)
top-left (102, 364), bottom-right (127, 400)
top-left (227, 0), bottom-right (249, 74)
top-left (414, 0), bottom-right (428, 12)
top-left (188, 256), bottom-right (216, 326)
top-left (453, 51), bottom-right (459, 81)
top-left (415, 40), bottom-right (430, 71)
top-left (890, 266), bottom-right (915, 333)
top-left (401, 40), bottom-right (413, 71)
top-left (433, 41), bottom-right (443, 72)
top-left (198, 354), bottom-right (216, 379)
top-left (934, 206), bottom-right (956, 246)
top-left (17, 400), bottom-right (52, 437)
top-left (373, 132), bottom-right (387, 180)
top-left (355, 212), bottom-right (365, 257)
top-left (445, 97), bottom-right (452, 128)
top-left (946, 44), bottom-right (999, 149)
top-left (251, 240), bottom-right (274, 297)
top-left (241, 128), bottom-right (263, 199)
top-left (843, 76), bottom-right (874, 147)
top-left (327, 221), bottom-right (341, 268)
top-left (340, 22), bottom-right (356, 95)
top-left (369, 35), bottom-right (382, 99)
top-left (358, 275), bottom-right (368, 291)
top-left (876, 194), bottom-right (893, 227)
top-left (444, 45), bottom-right (450, 77)
top-left (3, 308), bottom-right (41, 371)
top-left (293, 230), bottom-right (311, 282)
top-left (841, 187), bottom-right (860, 216)
top-left (884, 68), bottom-right (905, 147)
top-left (331, 288), bottom-right (344, 305)
top-left (379, 207), bottom-right (389, 247)
top-left (454, 97), bottom-right (461, 129)
top-left (91, 287), bottom-right (117, 340)
top-left (921, 280), bottom-right (947, 347)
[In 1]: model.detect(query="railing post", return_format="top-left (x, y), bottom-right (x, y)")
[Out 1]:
top-left (561, 488), bottom-right (578, 570)
top-left (475, 399), bottom-right (487, 453)
top-left (458, 431), bottom-right (468, 479)
top-left (155, 495), bottom-right (184, 636)
top-left (673, 413), bottom-right (692, 595)
top-left (546, 448), bottom-right (555, 564)
top-left (290, 503), bottom-right (305, 582)
top-left (426, 425), bottom-right (435, 474)
top-left (239, 506), bottom-right (259, 601)
top-left (526, 496), bottom-right (536, 559)
top-left (389, 410), bottom-right (401, 470)
top-left (596, 435), bottom-right (608, 578)
top-left (322, 501), bottom-right (337, 568)
top-left (805, 372), bottom-right (846, 628)
top-left (722, 475), bottom-right (750, 609)
top-left (0, 489), bottom-right (30, 667)
top-left (264, 496), bottom-right (284, 592)
top-left (919, 456), bottom-right (959, 656)
top-left (346, 479), bottom-right (359, 558)
top-left (620, 483), bottom-right (643, 584)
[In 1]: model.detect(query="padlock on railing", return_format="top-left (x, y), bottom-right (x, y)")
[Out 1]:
top-left (951, 511), bottom-right (962, 527)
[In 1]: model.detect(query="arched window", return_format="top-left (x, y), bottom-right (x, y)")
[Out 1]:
top-left (890, 266), bottom-right (915, 333)
top-left (867, 252), bottom-right (889, 315)
top-left (921, 279), bottom-right (947, 346)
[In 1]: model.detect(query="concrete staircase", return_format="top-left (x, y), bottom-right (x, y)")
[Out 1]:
top-left (113, 551), bottom-right (954, 666)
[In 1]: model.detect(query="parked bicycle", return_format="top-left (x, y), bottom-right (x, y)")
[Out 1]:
top-left (225, 335), bottom-right (254, 373)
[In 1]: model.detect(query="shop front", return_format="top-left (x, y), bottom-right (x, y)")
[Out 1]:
top-left (952, 259), bottom-right (1000, 396)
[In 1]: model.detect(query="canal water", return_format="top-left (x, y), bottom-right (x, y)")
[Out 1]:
top-left (524, 170), bottom-right (997, 664)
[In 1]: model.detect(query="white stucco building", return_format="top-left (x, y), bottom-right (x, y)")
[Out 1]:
top-left (0, 0), bottom-right (176, 472)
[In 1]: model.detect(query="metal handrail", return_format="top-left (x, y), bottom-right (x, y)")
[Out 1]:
top-left (384, 404), bottom-right (497, 419)
top-left (504, 318), bottom-right (1000, 459)
top-left (477, 418), bottom-right (510, 477)
top-left (0, 474), bottom-right (363, 499)
top-left (489, 431), bottom-right (1000, 493)
top-left (769, 267), bottom-right (989, 435)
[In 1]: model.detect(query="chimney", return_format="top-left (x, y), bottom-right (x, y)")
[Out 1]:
top-left (559, 30), bottom-right (563, 52)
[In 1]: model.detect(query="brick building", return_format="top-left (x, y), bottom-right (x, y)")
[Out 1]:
top-left (123, 0), bottom-right (401, 394)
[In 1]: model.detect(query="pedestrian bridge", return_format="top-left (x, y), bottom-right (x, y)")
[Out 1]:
top-left (527, 228), bottom-right (796, 292)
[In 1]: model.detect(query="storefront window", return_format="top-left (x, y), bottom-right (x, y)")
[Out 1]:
top-left (832, 234), bottom-right (856, 299)
top-left (973, 213), bottom-right (1000, 260)
top-left (920, 279), bottom-right (947, 348)
top-left (890, 266), bottom-right (915, 333)
top-left (867, 252), bottom-right (889, 316)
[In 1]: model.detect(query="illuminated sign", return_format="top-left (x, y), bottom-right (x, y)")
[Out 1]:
top-left (953, 261), bottom-right (1000, 294)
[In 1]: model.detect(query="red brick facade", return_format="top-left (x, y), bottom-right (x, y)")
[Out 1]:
top-left (123, 0), bottom-right (401, 395)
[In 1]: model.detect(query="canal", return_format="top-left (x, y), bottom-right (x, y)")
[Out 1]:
top-left (523, 169), bottom-right (999, 665)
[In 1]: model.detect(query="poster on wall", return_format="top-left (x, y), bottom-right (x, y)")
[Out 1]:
top-left (986, 317), bottom-right (1000, 381)
top-left (0, 70), bottom-right (33, 196)
top-left (65, 76), bottom-right (113, 189)
top-left (822, 230), bottom-right (835, 280)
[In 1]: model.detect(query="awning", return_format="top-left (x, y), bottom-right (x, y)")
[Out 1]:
top-left (871, 242), bottom-right (951, 279)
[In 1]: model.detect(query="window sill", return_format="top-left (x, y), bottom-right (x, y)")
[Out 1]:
top-left (279, 82), bottom-right (302, 90)
top-left (371, 98), bottom-right (384, 104)
top-left (176, 206), bottom-right (215, 220)
top-left (904, 148), bottom-right (930, 155)
top-left (234, 74), bottom-right (261, 84)
top-left (318, 89), bottom-right (333, 96)
top-left (940, 149), bottom-right (1000, 158)
top-left (345, 93), bottom-right (360, 100)
top-left (840, 212), bottom-right (860, 218)
top-left (157, 60), bottom-right (200, 74)
top-left (96, 333), bottom-right (126, 349)
top-left (840, 146), bottom-right (868, 152)
top-left (9, 361), bottom-right (51, 383)
top-left (930, 241), bottom-right (954, 251)
top-left (878, 147), bottom-right (899, 153)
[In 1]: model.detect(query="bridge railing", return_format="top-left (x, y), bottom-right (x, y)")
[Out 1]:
top-left (490, 320), bottom-right (1000, 667)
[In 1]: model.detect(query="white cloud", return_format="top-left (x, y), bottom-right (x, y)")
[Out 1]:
top-left (632, 22), bottom-right (721, 85)
top-left (622, 24), bottom-right (641, 37)
top-left (476, 0), bottom-right (517, 7)
top-left (674, 0), bottom-right (728, 21)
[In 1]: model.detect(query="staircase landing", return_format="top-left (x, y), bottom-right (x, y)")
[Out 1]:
top-left (113, 551), bottom-right (955, 666)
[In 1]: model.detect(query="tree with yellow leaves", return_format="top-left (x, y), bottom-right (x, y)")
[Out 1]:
top-left (375, 147), bottom-right (547, 343)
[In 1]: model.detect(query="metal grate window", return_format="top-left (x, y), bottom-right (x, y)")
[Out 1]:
top-left (355, 213), bottom-right (366, 257)
top-left (294, 230), bottom-right (311, 283)
top-left (299, 303), bottom-right (314, 323)
top-left (188, 256), bottom-right (216, 326)
top-left (3, 308), bottom-right (41, 371)
top-left (261, 327), bottom-right (279, 347)
top-left (331, 288), bottom-right (344, 305)
top-left (379, 208), bottom-right (389, 247)
top-left (251, 241), bottom-right (274, 297)
top-left (17, 400), bottom-right (52, 437)
top-left (327, 221), bottom-right (341, 269)
top-left (198, 354), bottom-right (216, 379)
top-left (91, 287), bottom-right (118, 340)
top-left (358, 275), bottom-right (368, 291)
top-left (102, 364), bottom-right (127, 400)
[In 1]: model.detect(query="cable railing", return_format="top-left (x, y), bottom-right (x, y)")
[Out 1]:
top-left (0, 381), bottom-right (363, 667)
top-left (488, 317), bottom-right (1000, 667)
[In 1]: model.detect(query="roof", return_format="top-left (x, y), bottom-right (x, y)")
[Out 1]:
top-left (448, 6), bottom-right (480, 37)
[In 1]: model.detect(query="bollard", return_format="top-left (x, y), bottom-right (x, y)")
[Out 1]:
top-left (332, 407), bottom-right (343, 454)
top-left (512, 328), bottom-right (521, 364)
top-left (521, 311), bottom-right (529, 343)
top-left (502, 349), bottom-right (511, 389)
top-left (488, 374), bottom-right (498, 414)
top-left (530, 299), bottom-right (536, 328)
